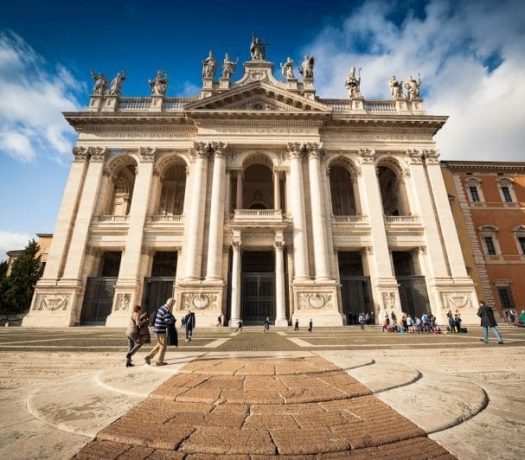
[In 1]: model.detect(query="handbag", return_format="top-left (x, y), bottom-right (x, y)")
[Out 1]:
top-left (167, 321), bottom-right (178, 347)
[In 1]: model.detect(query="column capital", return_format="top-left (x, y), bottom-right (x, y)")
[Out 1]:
top-left (422, 149), bottom-right (440, 164)
top-left (304, 142), bottom-right (323, 160)
top-left (72, 146), bottom-right (89, 162)
top-left (89, 147), bottom-right (107, 162)
top-left (287, 142), bottom-right (304, 159)
top-left (139, 146), bottom-right (157, 162)
top-left (210, 141), bottom-right (229, 158)
top-left (406, 149), bottom-right (423, 164)
top-left (357, 148), bottom-right (376, 164)
top-left (191, 142), bottom-right (211, 159)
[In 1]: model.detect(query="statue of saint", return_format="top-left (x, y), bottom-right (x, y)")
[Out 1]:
top-left (405, 74), bottom-right (422, 101)
top-left (299, 55), bottom-right (314, 80)
top-left (388, 75), bottom-right (403, 99)
top-left (222, 53), bottom-right (238, 80)
top-left (280, 57), bottom-right (295, 80)
top-left (202, 51), bottom-right (217, 79)
top-left (149, 70), bottom-right (168, 96)
top-left (90, 70), bottom-right (107, 96)
top-left (345, 66), bottom-right (362, 98)
top-left (108, 71), bottom-right (126, 96)
top-left (250, 36), bottom-right (266, 60)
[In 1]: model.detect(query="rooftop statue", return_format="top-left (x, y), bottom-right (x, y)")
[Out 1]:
top-left (222, 53), bottom-right (238, 80)
top-left (280, 57), bottom-right (295, 81)
top-left (202, 50), bottom-right (217, 79)
top-left (299, 55), bottom-right (314, 80)
top-left (345, 66), bottom-right (361, 98)
top-left (388, 75), bottom-right (404, 99)
top-left (250, 36), bottom-right (266, 60)
top-left (108, 71), bottom-right (126, 96)
top-left (149, 70), bottom-right (168, 96)
top-left (90, 70), bottom-right (107, 96)
top-left (405, 74), bottom-right (422, 101)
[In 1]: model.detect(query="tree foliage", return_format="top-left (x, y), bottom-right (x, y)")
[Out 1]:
top-left (0, 240), bottom-right (43, 317)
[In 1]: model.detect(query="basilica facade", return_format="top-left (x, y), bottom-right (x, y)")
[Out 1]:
top-left (23, 42), bottom-right (480, 327)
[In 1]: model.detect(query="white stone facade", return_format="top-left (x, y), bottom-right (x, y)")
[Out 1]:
top-left (23, 54), bottom-right (479, 328)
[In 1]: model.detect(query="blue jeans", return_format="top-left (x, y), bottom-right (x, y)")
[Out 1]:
top-left (482, 326), bottom-right (503, 343)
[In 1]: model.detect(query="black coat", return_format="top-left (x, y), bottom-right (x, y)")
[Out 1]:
top-left (477, 304), bottom-right (497, 327)
top-left (167, 321), bottom-right (178, 346)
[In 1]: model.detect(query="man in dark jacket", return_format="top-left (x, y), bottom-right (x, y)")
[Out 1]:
top-left (184, 310), bottom-right (196, 342)
top-left (145, 298), bottom-right (175, 366)
top-left (477, 300), bottom-right (504, 344)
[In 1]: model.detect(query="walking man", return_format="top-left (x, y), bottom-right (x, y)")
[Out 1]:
top-left (145, 298), bottom-right (175, 366)
top-left (264, 317), bottom-right (270, 333)
top-left (478, 300), bottom-right (504, 344)
top-left (294, 318), bottom-right (299, 331)
top-left (184, 310), bottom-right (196, 342)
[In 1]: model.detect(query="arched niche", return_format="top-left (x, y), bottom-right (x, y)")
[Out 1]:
top-left (156, 160), bottom-right (187, 216)
top-left (329, 161), bottom-right (359, 216)
top-left (377, 160), bottom-right (410, 216)
top-left (104, 156), bottom-right (138, 216)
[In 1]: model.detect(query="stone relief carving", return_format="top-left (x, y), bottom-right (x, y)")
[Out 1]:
top-left (116, 293), bottom-right (131, 311)
top-left (35, 294), bottom-right (70, 311)
top-left (90, 69), bottom-right (107, 96)
top-left (181, 293), bottom-right (219, 310)
top-left (345, 67), bottom-right (361, 99)
top-left (422, 149), bottom-right (440, 164)
top-left (406, 149), bottom-right (423, 164)
top-left (357, 148), bottom-right (375, 164)
top-left (108, 71), bottom-right (126, 97)
top-left (298, 293), bottom-right (334, 310)
top-left (442, 292), bottom-right (471, 310)
top-left (90, 147), bottom-right (108, 162)
top-left (139, 146), bottom-right (156, 162)
top-left (192, 142), bottom-right (211, 159)
top-left (73, 146), bottom-right (89, 161)
top-left (382, 292), bottom-right (396, 310)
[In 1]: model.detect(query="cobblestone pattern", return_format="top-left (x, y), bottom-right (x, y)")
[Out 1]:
top-left (74, 357), bottom-right (455, 458)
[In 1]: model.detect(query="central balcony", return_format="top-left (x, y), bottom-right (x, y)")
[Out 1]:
top-left (230, 209), bottom-right (286, 228)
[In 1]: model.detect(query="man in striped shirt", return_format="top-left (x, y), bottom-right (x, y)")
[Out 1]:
top-left (144, 297), bottom-right (175, 366)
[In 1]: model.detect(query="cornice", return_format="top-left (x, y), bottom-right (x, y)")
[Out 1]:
top-left (442, 161), bottom-right (525, 172)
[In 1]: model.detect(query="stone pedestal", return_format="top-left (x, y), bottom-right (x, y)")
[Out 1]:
top-left (175, 282), bottom-right (224, 327)
top-left (292, 282), bottom-right (343, 326)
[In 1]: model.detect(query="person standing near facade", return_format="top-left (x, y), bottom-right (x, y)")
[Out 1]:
top-left (264, 317), bottom-right (270, 333)
top-left (145, 298), bottom-right (175, 366)
top-left (294, 318), bottom-right (299, 331)
top-left (477, 300), bottom-right (504, 344)
top-left (125, 305), bottom-right (150, 367)
top-left (184, 310), bottom-right (196, 342)
top-left (358, 313), bottom-right (366, 330)
top-left (308, 318), bottom-right (313, 332)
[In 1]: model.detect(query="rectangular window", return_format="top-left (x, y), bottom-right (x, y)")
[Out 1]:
top-left (497, 286), bottom-right (515, 308)
top-left (518, 236), bottom-right (525, 255)
top-left (484, 236), bottom-right (496, 255)
top-left (469, 186), bottom-right (480, 202)
top-left (501, 186), bottom-right (513, 203)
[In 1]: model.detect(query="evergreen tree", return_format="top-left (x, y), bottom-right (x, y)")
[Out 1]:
top-left (4, 240), bottom-right (43, 315)
top-left (0, 260), bottom-right (9, 319)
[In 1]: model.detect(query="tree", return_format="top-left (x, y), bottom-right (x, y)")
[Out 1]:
top-left (3, 240), bottom-right (43, 316)
top-left (0, 260), bottom-right (9, 319)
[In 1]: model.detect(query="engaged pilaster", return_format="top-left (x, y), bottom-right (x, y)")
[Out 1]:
top-left (229, 233), bottom-right (242, 326)
top-left (274, 232), bottom-right (288, 326)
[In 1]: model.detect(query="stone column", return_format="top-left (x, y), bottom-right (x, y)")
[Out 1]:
top-left (306, 143), bottom-right (331, 281)
top-left (61, 148), bottom-right (107, 281)
top-left (273, 169), bottom-right (281, 210)
top-left (43, 147), bottom-right (90, 280)
top-left (274, 233), bottom-right (288, 326)
top-left (107, 147), bottom-right (156, 326)
top-left (288, 142), bottom-right (309, 281)
top-left (236, 171), bottom-right (244, 209)
top-left (206, 143), bottom-right (228, 281)
top-left (229, 236), bottom-right (242, 326)
top-left (183, 143), bottom-right (209, 280)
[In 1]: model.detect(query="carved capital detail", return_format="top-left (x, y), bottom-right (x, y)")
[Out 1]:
top-left (139, 146), bottom-right (157, 162)
top-left (305, 142), bottom-right (323, 160)
top-left (357, 148), bottom-right (375, 164)
top-left (89, 147), bottom-right (107, 162)
top-left (287, 142), bottom-right (303, 159)
top-left (210, 141), bottom-right (229, 158)
top-left (191, 142), bottom-right (211, 159)
top-left (73, 146), bottom-right (89, 161)
top-left (423, 149), bottom-right (440, 164)
top-left (406, 149), bottom-right (423, 164)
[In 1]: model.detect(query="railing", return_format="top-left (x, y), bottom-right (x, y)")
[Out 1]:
top-left (164, 97), bottom-right (197, 110)
top-left (323, 99), bottom-right (397, 112)
top-left (332, 215), bottom-right (367, 223)
top-left (323, 99), bottom-right (352, 111)
top-left (233, 209), bottom-right (283, 220)
top-left (384, 215), bottom-right (420, 223)
top-left (147, 214), bottom-right (184, 223)
top-left (364, 101), bottom-right (397, 112)
top-left (118, 97), bottom-right (151, 110)
top-left (92, 215), bottom-right (130, 223)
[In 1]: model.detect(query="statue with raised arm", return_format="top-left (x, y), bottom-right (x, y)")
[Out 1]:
top-left (250, 36), bottom-right (266, 60)
top-left (108, 71), bottom-right (126, 96)
top-left (388, 75), bottom-right (403, 99)
top-left (202, 50), bottom-right (217, 79)
top-left (280, 57), bottom-right (295, 81)
top-left (299, 55), bottom-right (314, 80)
top-left (90, 70), bottom-right (107, 96)
top-left (345, 66), bottom-right (362, 98)
top-left (149, 70), bottom-right (168, 96)
top-left (405, 73), bottom-right (421, 101)
top-left (222, 53), bottom-right (238, 80)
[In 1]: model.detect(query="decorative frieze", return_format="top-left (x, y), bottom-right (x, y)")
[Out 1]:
top-left (34, 294), bottom-right (70, 311)
top-left (297, 292), bottom-right (335, 310)
top-left (382, 291), bottom-right (396, 310)
top-left (357, 148), bottom-right (375, 164)
top-left (440, 292), bottom-right (473, 311)
top-left (139, 146), bottom-right (156, 162)
top-left (115, 293), bottom-right (131, 311)
top-left (181, 292), bottom-right (219, 310)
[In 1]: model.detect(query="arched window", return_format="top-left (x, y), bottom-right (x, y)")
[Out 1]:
top-left (329, 165), bottom-right (357, 215)
top-left (496, 177), bottom-right (517, 204)
top-left (478, 225), bottom-right (500, 257)
top-left (377, 165), bottom-right (409, 216)
top-left (464, 177), bottom-right (484, 204)
top-left (158, 163), bottom-right (186, 215)
top-left (243, 163), bottom-right (273, 209)
top-left (110, 163), bottom-right (136, 216)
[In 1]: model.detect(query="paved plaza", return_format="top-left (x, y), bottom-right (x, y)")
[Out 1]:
top-left (0, 325), bottom-right (524, 459)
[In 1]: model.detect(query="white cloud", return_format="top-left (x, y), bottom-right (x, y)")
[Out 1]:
top-left (303, 0), bottom-right (525, 161)
top-left (0, 31), bottom-right (83, 163)
top-left (0, 230), bottom-right (33, 261)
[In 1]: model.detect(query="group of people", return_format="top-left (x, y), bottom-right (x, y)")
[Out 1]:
top-left (382, 311), bottom-right (442, 334)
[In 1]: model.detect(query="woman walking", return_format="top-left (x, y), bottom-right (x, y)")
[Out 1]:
top-left (126, 305), bottom-right (150, 367)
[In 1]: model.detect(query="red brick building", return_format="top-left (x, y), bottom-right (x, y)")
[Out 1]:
top-left (442, 161), bottom-right (525, 317)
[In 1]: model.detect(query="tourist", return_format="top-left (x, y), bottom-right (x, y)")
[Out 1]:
top-left (145, 298), bottom-right (175, 366)
top-left (308, 318), bottom-right (313, 332)
top-left (454, 311), bottom-right (463, 333)
top-left (508, 309), bottom-right (516, 324)
top-left (421, 313), bottom-right (429, 332)
top-left (236, 320), bottom-right (243, 332)
top-left (264, 317), bottom-right (270, 333)
top-left (477, 300), bottom-right (504, 344)
top-left (184, 310), bottom-right (196, 342)
top-left (294, 318), bottom-right (299, 331)
top-left (518, 310), bottom-right (525, 327)
top-left (390, 311), bottom-right (397, 327)
top-left (415, 316), bottom-right (422, 333)
top-left (447, 310), bottom-right (455, 333)
top-left (382, 315), bottom-right (390, 332)
top-left (216, 315), bottom-right (223, 328)
top-left (125, 305), bottom-right (150, 368)
top-left (358, 312), bottom-right (366, 330)
top-left (406, 314), bottom-right (414, 333)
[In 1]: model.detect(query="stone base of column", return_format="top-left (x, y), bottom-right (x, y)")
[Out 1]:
top-left (372, 279), bottom-right (402, 326)
top-left (175, 282), bottom-right (225, 327)
top-left (292, 281), bottom-right (344, 326)
top-left (22, 280), bottom-right (82, 327)
top-left (430, 278), bottom-right (479, 325)
top-left (105, 281), bottom-right (141, 327)
top-left (274, 318), bottom-right (290, 327)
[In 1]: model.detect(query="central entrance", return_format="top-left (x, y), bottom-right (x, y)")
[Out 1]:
top-left (241, 251), bottom-right (275, 323)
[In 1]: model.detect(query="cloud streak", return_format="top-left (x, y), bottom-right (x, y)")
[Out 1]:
top-left (0, 31), bottom-right (83, 163)
top-left (303, 0), bottom-right (525, 161)
top-left (0, 230), bottom-right (32, 261)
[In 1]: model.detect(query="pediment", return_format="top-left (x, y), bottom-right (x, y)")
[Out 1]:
top-left (184, 82), bottom-right (331, 113)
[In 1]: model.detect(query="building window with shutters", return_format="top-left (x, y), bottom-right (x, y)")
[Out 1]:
top-left (465, 177), bottom-right (484, 204)
top-left (512, 226), bottom-right (525, 256)
top-left (478, 225), bottom-right (500, 257)
top-left (496, 177), bottom-right (517, 204)
top-left (496, 285), bottom-right (515, 308)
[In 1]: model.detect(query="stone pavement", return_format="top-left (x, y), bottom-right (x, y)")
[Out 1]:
top-left (0, 326), bottom-right (524, 459)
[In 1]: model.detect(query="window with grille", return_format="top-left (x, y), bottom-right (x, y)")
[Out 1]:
top-left (518, 236), bottom-right (525, 255)
top-left (501, 186), bottom-right (513, 203)
top-left (497, 286), bottom-right (515, 308)
top-left (469, 186), bottom-right (480, 202)
top-left (484, 236), bottom-right (496, 255)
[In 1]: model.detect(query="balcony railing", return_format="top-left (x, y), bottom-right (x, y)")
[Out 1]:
top-left (384, 215), bottom-right (420, 223)
top-left (92, 215), bottom-right (129, 223)
top-left (332, 215), bottom-right (367, 223)
top-left (118, 98), bottom-right (151, 111)
top-left (147, 214), bottom-right (184, 223)
top-left (234, 209), bottom-right (283, 219)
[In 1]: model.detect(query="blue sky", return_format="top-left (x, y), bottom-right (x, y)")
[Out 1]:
top-left (1, 0), bottom-right (524, 258)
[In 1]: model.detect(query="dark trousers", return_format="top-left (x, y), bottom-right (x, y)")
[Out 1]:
top-left (126, 336), bottom-right (143, 359)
